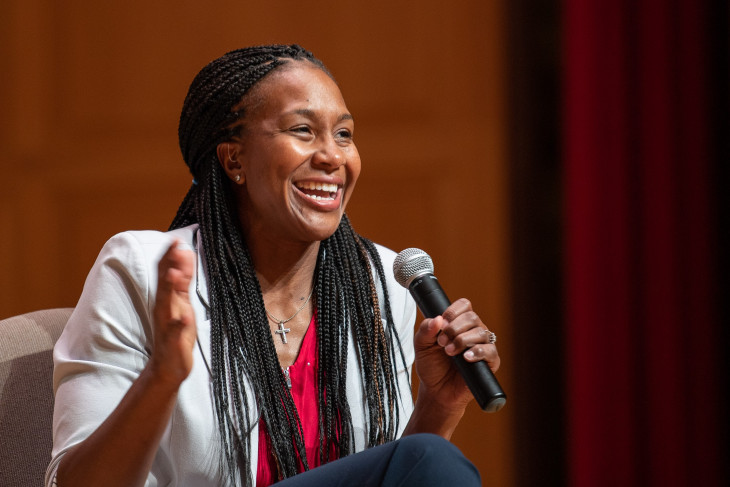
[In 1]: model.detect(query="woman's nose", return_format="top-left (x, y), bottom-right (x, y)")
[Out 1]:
top-left (311, 137), bottom-right (345, 170)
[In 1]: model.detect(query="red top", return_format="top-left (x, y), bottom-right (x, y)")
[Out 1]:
top-left (256, 316), bottom-right (322, 486)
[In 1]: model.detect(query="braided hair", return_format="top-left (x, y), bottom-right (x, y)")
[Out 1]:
top-left (171, 45), bottom-right (408, 486)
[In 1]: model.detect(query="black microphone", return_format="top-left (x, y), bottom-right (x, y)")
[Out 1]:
top-left (393, 248), bottom-right (506, 413)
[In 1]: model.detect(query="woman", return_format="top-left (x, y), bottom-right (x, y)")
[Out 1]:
top-left (47, 45), bottom-right (500, 487)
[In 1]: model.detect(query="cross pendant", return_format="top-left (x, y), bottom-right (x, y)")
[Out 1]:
top-left (275, 321), bottom-right (291, 344)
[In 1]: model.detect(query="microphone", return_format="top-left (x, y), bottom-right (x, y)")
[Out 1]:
top-left (393, 248), bottom-right (506, 413)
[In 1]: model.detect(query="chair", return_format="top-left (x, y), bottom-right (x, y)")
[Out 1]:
top-left (0, 308), bottom-right (73, 487)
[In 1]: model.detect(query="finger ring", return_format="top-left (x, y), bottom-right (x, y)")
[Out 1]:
top-left (487, 331), bottom-right (497, 344)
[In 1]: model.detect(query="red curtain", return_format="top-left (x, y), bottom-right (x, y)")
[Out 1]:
top-left (563, 1), bottom-right (722, 485)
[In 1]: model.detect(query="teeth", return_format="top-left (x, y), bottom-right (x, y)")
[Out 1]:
top-left (305, 194), bottom-right (335, 201)
top-left (296, 181), bottom-right (338, 192)
top-left (303, 193), bottom-right (335, 201)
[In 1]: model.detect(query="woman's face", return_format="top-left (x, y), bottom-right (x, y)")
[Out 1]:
top-left (231, 62), bottom-right (361, 244)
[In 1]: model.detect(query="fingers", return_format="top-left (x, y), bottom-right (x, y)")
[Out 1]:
top-left (432, 298), bottom-right (501, 372)
top-left (440, 297), bottom-right (474, 323)
top-left (150, 240), bottom-right (198, 385)
top-left (156, 240), bottom-right (195, 322)
top-left (463, 342), bottom-right (500, 373)
top-left (158, 240), bottom-right (195, 291)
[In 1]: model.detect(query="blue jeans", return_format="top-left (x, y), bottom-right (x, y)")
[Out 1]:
top-left (274, 433), bottom-right (482, 486)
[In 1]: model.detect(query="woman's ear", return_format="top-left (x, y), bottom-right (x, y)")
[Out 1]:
top-left (216, 142), bottom-right (245, 184)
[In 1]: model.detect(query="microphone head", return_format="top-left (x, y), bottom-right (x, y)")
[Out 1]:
top-left (393, 248), bottom-right (434, 288)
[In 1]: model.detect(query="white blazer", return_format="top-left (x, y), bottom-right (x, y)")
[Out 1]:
top-left (46, 225), bottom-right (416, 486)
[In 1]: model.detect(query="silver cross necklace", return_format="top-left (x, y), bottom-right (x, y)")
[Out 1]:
top-left (265, 287), bottom-right (314, 344)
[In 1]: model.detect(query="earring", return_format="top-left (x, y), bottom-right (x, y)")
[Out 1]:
top-left (234, 175), bottom-right (241, 182)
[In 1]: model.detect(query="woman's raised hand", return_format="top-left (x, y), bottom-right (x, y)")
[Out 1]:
top-left (150, 240), bottom-right (197, 387)
top-left (56, 240), bottom-right (199, 486)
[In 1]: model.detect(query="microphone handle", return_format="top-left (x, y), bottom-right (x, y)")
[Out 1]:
top-left (408, 275), bottom-right (506, 413)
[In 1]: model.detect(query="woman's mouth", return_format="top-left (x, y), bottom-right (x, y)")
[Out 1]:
top-left (294, 181), bottom-right (339, 201)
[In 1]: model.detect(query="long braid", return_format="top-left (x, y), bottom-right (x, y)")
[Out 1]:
top-left (170, 45), bottom-right (407, 486)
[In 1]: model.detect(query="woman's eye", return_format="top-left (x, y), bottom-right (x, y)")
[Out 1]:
top-left (336, 129), bottom-right (353, 140)
top-left (291, 126), bottom-right (312, 134)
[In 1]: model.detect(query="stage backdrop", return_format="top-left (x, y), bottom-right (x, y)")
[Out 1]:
top-left (0, 1), bottom-right (514, 485)
top-left (563, 0), bottom-right (725, 485)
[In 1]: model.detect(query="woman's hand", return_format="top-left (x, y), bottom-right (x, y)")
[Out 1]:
top-left (405, 298), bottom-right (500, 438)
top-left (149, 240), bottom-right (197, 387)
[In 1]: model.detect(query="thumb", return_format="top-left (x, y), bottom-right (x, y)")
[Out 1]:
top-left (414, 315), bottom-right (446, 351)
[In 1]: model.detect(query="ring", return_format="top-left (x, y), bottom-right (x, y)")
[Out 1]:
top-left (487, 331), bottom-right (497, 344)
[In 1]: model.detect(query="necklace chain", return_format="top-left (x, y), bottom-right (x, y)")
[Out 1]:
top-left (265, 287), bottom-right (314, 325)
top-left (265, 288), bottom-right (314, 344)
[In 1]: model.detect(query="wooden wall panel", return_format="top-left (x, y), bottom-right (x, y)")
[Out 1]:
top-left (0, 1), bottom-right (514, 485)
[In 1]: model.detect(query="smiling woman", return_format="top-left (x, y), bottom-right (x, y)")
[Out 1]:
top-left (46, 45), bottom-right (499, 487)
